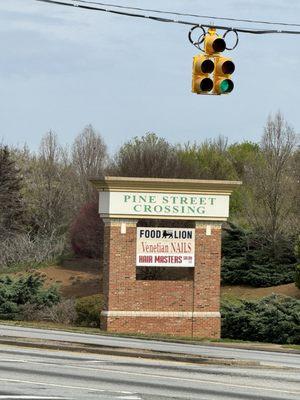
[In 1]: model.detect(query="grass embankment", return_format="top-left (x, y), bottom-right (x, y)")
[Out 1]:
top-left (1, 257), bottom-right (299, 347)
top-left (221, 283), bottom-right (300, 300)
top-left (0, 257), bottom-right (102, 298)
top-left (0, 319), bottom-right (299, 352)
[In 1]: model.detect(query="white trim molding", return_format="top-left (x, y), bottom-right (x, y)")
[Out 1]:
top-left (101, 311), bottom-right (220, 318)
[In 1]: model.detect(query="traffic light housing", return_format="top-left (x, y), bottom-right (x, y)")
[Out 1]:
top-left (204, 31), bottom-right (226, 55)
top-left (213, 56), bottom-right (235, 94)
top-left (191, 28), bottom-right (235, 96)
top-left (192, 55), bottom-right (214, 94)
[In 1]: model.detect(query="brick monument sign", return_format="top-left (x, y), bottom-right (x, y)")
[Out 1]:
top-left (91, 176), bottom-right (241, 339)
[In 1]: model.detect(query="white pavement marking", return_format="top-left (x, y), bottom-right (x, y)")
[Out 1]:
top-left (2, 359), bottom-right (299, 396)
top-left (0, 379), bottom-right (132, 395)
top-left (116, 397), bottom-right (142, 400)
top-left (0, 397), bottom-right (65, 399)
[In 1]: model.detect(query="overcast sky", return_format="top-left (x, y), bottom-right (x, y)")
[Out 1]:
top-left (0, 0), bottom-right (299, 154)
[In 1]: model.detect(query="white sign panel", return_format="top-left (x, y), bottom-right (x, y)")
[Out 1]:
top-left (99, 191), bottom-right (229, 219)
top-left (136, 227), bottom-right (195, 267)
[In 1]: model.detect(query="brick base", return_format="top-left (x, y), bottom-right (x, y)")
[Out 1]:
top-left (101, 221), bottom-right (222, 340)
top-left (101, 315), bottom-right (220, 339)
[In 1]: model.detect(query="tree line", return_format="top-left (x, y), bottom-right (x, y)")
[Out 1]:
top-left (0, 112), bottom-right (299, 270)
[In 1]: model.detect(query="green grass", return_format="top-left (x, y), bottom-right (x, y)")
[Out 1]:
top-left (55, 252), bottom-right (76, 267)
top-left (0, 319), bottom-right (208, 341)
top-left (220, 294), bottom-right (244, 304)
top-left (283, 344), bottom-right (300, 351)
top-left (0, 319), bottom-right (233, 342)
top-left (0, 252), bottom-right (74, 276)
top-left (0, 320), bottom-right (102, 335)
top-left (0, 260), bottom-right (55, 276)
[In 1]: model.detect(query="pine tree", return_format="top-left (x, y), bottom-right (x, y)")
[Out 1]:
top-left (295, 236), bottom-right (300, 289)
top-left (0, 146), bottom-right (24, 238)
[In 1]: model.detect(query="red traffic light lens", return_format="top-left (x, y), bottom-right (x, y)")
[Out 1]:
top-left (201, 59), bottom-right (214, 74)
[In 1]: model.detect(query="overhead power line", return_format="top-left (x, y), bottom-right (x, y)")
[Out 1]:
top-left (35, 0), bottom-right (300, 35)
top-left (74, 0), bottom-right (300, 28)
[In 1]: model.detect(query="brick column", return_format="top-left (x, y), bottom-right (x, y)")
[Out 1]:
top-left (100, 218), bottom-right (137, 330)
top-left (100, 219), bottom-right (222, 339)
top-left (192, 222), bottom-right (222, 338)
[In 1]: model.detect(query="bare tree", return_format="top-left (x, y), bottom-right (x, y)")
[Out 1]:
top-left (244, 112), bottom-right (298, 257)
top-left (177, 136), bottom-right (237, 180)
top-left (109, 132), bottom-right (182, 178)
top-left (290, 147), bottom-right (300, 228)
top-left (26, 131), bottom-right (74, 235)
top-left (72, 125), bottom-right (108, 202)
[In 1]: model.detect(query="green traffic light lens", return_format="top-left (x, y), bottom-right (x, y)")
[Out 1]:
top-left (220, 79), bottom-right (234, 93)
top-left (220, 80), bottom-right (229, 92)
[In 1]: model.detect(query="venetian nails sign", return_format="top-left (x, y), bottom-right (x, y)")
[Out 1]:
top-left (99, 191), bottom-right (229, 219)
top-left (136, 227), bottom-right (195, 267)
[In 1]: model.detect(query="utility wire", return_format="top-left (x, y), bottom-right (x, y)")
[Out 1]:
top-left (74, 0), bottom-right (300, 28)
top-left (35, 0), bottom-right (300, 35)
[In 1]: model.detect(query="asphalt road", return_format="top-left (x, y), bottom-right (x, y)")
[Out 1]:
top-left (0, 344), bottom-right (299, 400)
top-left (0, 324), bottom-right (299, 369)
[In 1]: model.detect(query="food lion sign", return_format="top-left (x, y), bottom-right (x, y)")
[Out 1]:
top-left (136, 227), bottom-right (195, 267)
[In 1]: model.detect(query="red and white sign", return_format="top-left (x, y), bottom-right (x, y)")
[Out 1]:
top-left (136, 227), bottom-right (195, 267)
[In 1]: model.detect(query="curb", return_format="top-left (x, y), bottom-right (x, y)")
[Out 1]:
top-left (0, 336), bottom-right (260, 367)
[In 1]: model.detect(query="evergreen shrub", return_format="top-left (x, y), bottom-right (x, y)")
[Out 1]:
top-left (221, 223), bottom-right (296, 287)
top-left (0, 275), bottom-right (60, 320)
top-left (295, 236), bottom-right (300, 289)
top-left (221, 294), bottom-right (300, 344)
top-left (75, 294), bottom-right (103, 327)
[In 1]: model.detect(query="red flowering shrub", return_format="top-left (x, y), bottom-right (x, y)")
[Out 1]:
top-left (70, 202), bottom-right (103, 259)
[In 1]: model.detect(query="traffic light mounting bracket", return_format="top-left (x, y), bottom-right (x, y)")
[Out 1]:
top-left (189, 26), bottom-right (239, 52)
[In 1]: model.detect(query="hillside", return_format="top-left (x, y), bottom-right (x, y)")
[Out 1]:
top-left (11, 258), bottom-right (102, 299)
top-left (7, 257), bottom-right (300, 301)
top-left (221, 283), bottom-right (300, 300)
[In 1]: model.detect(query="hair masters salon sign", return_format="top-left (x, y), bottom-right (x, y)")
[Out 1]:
top-left (136, 227), bottom-right (195, 267)
top-left (99, 191), bottom-right (230, 219)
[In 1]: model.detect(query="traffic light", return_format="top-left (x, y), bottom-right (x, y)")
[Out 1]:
top-left (204, 29), bottom-right (226, 55)
top-left (213, 56), bottom-right (235, 94)
top-left (192, 55), bottom-right (214, 94)
top-left (191, 28), bottom-right (235, 96)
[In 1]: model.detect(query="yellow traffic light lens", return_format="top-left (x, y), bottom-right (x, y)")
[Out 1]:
top-left (202, 59), bottom-right (214, 74)
top-left (213, 38), bottom-right (226, 53)
top-left (222, 60), bottom-right (235, 74)
top-left (200, 78), bottom-right (213, 92)
top-left (220, 79), bottom-right (234, 93)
